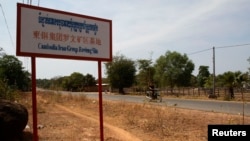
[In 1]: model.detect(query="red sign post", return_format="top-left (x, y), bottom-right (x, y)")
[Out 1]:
top-left (16, 3), bottom-right (112, 141)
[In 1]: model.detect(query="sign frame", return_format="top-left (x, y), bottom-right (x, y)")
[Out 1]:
top-left (16, 3), bottom-right (112, 141)
top-left (17, 3), bottom-right (112, 61)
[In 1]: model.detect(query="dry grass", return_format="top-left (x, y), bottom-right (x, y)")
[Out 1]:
top-left (18, 91), bottom-right (250, 141)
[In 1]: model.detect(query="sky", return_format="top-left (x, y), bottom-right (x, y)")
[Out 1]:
top-left (0, 0), bottom-right (250, 79)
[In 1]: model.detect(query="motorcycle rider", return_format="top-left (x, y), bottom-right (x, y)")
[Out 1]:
top-left (148, 82), bottom-right (156, 99)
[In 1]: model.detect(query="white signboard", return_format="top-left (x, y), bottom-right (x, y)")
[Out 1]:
top-left (17, 3), bottom-right (112, 61)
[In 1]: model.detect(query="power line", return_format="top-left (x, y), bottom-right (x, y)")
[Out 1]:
top-left (215, 43), bottom-right (250, 49)
top-left (0, 3), bottom-right (15, 52)
top-left (187, 43), bottom-right (250, 56)
top-left (1, 3), bottom-right (30, 71)
top-left (187, 47), bottom-right (212, 55)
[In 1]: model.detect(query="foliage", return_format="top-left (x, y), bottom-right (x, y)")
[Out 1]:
top-left (216, 71), bottom-right (235, 88)
top-left (68, 72), bottom-right (85, 91)
top-left (0, 55), bottom-right (28, 100)
top-left (50, 76), bottom-right (66, 90)
top-left (35, 53), bottom-right (250, 93)
top-left (154, 51), bottom-right (194, 90)
top-left (190, 75), bottom-right (198, 87)
top-left (197, 66), bottom-right (210, 87)
top-left (204, 75), bottom-right (213, 88)
top-left (246, 57), bottom-right (250, 88)
top-left (37, 72), bottom-right (97, 91)
top-left (237, 72), bottom-right (250, 89)
top-left (233, 71), bottom-right (247, 88)
top-left (0, 79), bottom-right (20, 101)
top-left (105, 54), bottom-right (136, 94)
top-left (36, 78), bottom-right (51, 89)
top-left (85, 73), bottom-right (97, 86)
top-left (136, 59), bottom-right (155, 88)
top-left (204, 71), bottom-right (249, 90)
top-left (0, 55), bottom-right (31, 91)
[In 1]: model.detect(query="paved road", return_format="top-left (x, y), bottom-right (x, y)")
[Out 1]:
top-left (46, 89), bottom-right (249, 116)
top-left (81, 92), bottom-right (250, 116)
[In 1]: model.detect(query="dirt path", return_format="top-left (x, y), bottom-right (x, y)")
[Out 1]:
top-left (25, 92), bottom-right (250, 141)
top-left (25, 95), bottom-right (143, 140)
top-left (54, 104), bottom-right (142, 141)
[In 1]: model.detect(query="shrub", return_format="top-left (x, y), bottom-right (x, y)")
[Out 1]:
top-left (0, 79), bottom-right (20, 101)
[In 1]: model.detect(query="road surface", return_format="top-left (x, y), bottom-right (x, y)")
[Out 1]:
top-left (81, 92), bottom-right (250, 116)
top-left (44, 89), bottom-right (249, 116)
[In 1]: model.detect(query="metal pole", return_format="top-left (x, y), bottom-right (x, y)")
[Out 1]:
top-left (98, 61), bottom-right (104, 141)
top-left (31, 57), bottom-right (38, 141)
top-left (213, 47), bottom-right (215, 96)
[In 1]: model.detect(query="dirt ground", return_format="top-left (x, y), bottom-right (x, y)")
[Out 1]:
top-left (19, 91), bottom-right (250, 141)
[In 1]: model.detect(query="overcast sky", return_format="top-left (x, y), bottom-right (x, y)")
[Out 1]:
top-left (1, 0), bottom-right (250, 79)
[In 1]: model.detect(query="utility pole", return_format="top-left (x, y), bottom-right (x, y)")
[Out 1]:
top-left (213, 47), bottom-right (215, 96)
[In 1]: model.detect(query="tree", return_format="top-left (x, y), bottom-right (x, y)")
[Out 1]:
top-left (50, 76), bottom-right (65, 90)
top-left (154, 51), bottom-right (194, 92)
top-left (37, 73), bottom-right (96, 91)
top-left (105, 54), bottom-right (136, 94)
top-left (84, 73), bottom-right (96, 86)
top-left (61, 76), bottom-right (71, 91)
top-left (36, 78), bottom-right (51, 89)
top-left (0, 55), bottom-right (31, 91)
top-left (197, 66), bottom-right (210, 87)
top-left (67, 72), bottom-right (85, 91)
top-left (204, 74), bottom-right (214, 88)
top-left (216, 71), bottom-right (244, 99)
top-left (246, 57), bottom-right (250, 88)
top-left (190, 74), bottom-right (198, 87)
top-left (136, 59), bottom-right (155, 88)
top-left (234, 71), bottom-right (249, 89)
top-left (216, 71), bottom-right (235, 88)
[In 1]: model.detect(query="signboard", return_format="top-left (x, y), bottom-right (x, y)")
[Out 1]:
top-left (17, 3), bottom-right (112, 61)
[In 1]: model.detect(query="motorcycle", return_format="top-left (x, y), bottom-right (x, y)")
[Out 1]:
top-left (145, 89), bottom-right (162, 102)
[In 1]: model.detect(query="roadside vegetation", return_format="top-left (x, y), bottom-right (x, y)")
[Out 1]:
top-left (36, 51), bottom-right (250, 101)
top-left (0, 54), bottom-right (30, 101)
top-left (0, 49), bottom-right (249, 140)
top-left (0, 48), bottom-right (249, 102)
top-left (20, 90), bottom-right (250, 141)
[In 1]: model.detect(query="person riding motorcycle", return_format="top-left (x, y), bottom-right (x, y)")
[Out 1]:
top-left (148, 82), bottom-right (156, 99)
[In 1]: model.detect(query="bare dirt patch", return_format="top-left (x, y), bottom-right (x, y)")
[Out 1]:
top-left (19, 91), bottom-right (250, 141)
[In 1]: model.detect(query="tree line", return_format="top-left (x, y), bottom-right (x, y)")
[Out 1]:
top-left (0, 50), bottom-right (249, 100)
top-left (36, 72), bottom-right (96, 92)
top-left (106, 51), bottom-right (250, 94)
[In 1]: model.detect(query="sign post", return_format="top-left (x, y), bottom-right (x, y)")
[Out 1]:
top-left (16, 3), bottom-right (112, 141)
top-left (98, 61), bottom-right (104, 141)
top-left (31, 57), bottom-right (38, 141)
